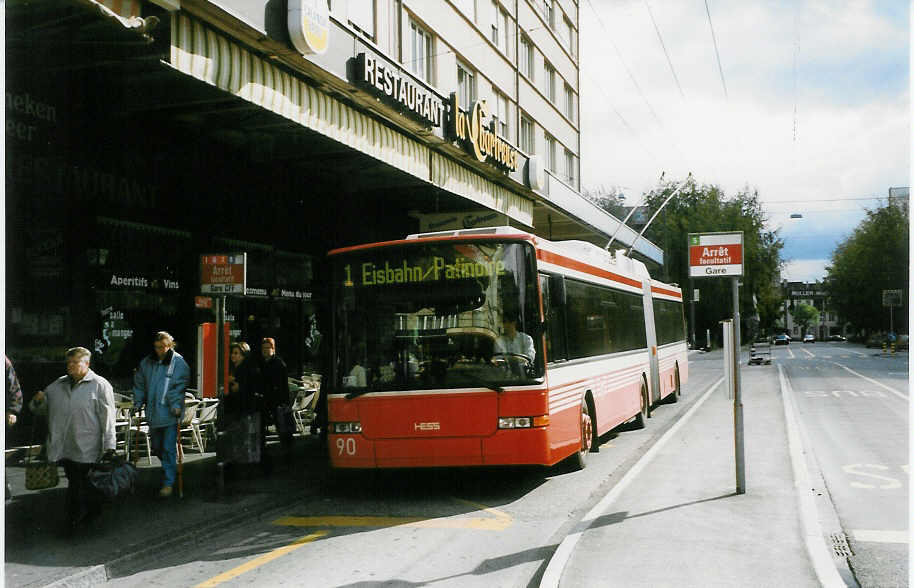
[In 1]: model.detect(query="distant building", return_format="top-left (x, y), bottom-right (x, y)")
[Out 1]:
top-left (781, 281), bottom-right (845, 340)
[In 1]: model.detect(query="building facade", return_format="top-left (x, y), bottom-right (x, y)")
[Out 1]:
top-left (781, 281), bottom-right (844, 340)
top-left (6, 0), bottom-right (662, 405)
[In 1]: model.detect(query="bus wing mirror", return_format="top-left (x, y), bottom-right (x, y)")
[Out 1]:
top-left (550, 274), bottom-right (566, 307)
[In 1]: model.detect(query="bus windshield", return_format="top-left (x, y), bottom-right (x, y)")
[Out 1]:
top-left (331, 240), bottom-right (543, 393)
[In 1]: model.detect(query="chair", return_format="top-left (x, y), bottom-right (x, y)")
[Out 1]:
top-left (126, 410), bottom-right (153, 465)
top-left (291, 387), bottom-right (320, 435)
top-left (179, 399), bottom-right (204, 453)
top-left (192, 399), bottom-right (219, 451)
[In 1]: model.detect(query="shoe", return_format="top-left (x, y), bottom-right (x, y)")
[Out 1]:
top-left (158, 486), bottom-right (173, 498)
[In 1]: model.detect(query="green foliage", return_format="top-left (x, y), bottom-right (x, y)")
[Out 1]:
top-left (790, 303), bottom-right (819, 333)
top-left (825, 199), bottom-right (909, 334)
top-left (593, 177), bottom-right (785, 344)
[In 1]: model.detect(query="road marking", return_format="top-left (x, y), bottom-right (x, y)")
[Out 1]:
top-left (852, 530), bottom-right (909, 544)
top-left (193, 530), bottom-right (328, 588)
top-left (801, 347), bottom-right (815, 358)
top-left (845, 349), bottom-right (867, 357)
top-left (786, 347), bottom-right (796, 359)
top-left (832, 362), bottom-right (908, 401)
top-left (540, 376), bottom-right (724, 588)
top-left (842, 464), bottom-right (903, 489)
top-left (778, 365), bottom-right (847, 588)
top-left (273, 505), bottom-right (513, 531)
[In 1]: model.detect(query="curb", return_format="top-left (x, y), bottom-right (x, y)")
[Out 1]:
top-left (777, 364), bottom-right (853, 587)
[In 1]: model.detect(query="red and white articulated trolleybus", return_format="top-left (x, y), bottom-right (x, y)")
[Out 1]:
top-left (327, 227), bottom-right (688, 470)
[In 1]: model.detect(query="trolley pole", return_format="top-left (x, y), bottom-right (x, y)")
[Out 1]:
top-left (732, 277), bottom-right (745, 494)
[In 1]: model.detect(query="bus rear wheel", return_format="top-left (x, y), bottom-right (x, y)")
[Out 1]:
top-left (632, 380), bottom-right (649, 429)
top-left (570, 401), bottom-right (593, 470)
top-left (666, 366), bottom-right (681, 404)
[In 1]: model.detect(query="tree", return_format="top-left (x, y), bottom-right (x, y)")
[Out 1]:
top-left (825, 198), bottom-right (909, 336)
top-left (790, 303), bottom-right (819, 335)
top-left (591, 177), bottom-right (785, 345)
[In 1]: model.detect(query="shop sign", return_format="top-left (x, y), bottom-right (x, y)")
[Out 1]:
top-left (201, 253), bottom-right (247, 294)
top-left (418, 211), bottom-right (505, 233)
top-left (288, 0), bottom-right (330, 55)
top-left (195, 296), bottom-right (213, 309)
top-left (688, 232), bottom-right (744, 278)
top-left (353, 53), bottom-right (445, 128)
top-left (447, 95), bottom-right (519, 172)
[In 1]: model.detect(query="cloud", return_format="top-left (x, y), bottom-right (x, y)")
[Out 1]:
top-left (782, 259), bottom-right (830, 283)
top-left (579, 0), bottom-right (908, 267)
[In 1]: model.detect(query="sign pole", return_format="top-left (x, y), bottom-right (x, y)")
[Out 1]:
top-left (732, 276), bottom-right (745, 494)
top-left (216, 296), bottom-right (226, 415)
top-left (689, 278), bottom-right (696, 348)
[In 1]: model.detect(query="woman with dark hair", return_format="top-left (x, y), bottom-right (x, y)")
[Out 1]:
top-left (224, 342), bottom-right (262, 425)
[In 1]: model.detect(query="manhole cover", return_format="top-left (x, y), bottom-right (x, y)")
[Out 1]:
top-left (830, 532), bottom-right (852, 558)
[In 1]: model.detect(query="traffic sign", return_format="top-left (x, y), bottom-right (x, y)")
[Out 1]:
top-left (688, 232), bottom-right (744, 278)
top-left (201, 253), bottom-right (247, 294)
top-left (882, 289), bottom-right (903, 307)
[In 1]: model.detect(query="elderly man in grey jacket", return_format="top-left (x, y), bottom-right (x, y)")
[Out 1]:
top-left (31, 347), bottom-right (116, 533)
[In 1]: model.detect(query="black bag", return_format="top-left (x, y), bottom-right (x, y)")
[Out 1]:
top-left (275, 405), bottom-right (295, 435)
top-left (217, 412), bottom-right (261, 464)
top-left (89, 455), bottom-right (138, 499)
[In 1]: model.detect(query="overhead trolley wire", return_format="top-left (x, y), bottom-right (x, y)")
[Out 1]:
top-left (643, 0), bottom-right (685, 99)
top-left (703, 0), bottom-right (728, 99)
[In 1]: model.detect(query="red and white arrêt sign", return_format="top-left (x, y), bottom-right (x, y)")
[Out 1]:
top-left (200, 253), bottom-right (247, 294)
top-left (688, 232), bottom-right (744, 277)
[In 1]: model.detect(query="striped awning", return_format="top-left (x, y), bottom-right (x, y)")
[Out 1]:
top-left (167, 13), bottom-right (534, 228)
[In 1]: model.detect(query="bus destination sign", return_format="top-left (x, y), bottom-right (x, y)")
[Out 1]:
top-left (688, 232), bottom-right (744, 278)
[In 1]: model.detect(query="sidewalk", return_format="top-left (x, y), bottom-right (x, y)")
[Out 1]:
top-left (555, 363), bottom-right (821, 587)
top-left (4, 435), bottom-right (328, 588)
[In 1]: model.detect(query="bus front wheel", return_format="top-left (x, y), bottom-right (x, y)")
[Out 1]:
top-left (570, 401), bottom-right (593, 470)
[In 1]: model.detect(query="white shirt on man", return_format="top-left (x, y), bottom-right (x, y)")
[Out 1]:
top-left (494, 332), bottom-right (536, 362)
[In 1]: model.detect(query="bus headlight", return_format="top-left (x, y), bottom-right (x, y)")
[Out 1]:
top-left (331, 422), bottom-right (362, 433)
top-left (498, 416), bottom-right (548, 429)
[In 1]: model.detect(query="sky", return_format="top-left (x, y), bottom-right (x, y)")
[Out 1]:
top-left (578, 0), bottom-right (909, 283)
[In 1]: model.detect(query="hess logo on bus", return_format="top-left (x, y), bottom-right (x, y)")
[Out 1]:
top-left (414, 422), bottom-right (441, 431)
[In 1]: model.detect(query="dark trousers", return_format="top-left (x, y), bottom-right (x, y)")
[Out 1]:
top-left (61, 460), bottom-right (99, 525)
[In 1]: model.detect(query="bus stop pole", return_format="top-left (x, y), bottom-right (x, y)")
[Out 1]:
top-left (216, 295), bottom-right (226, 496)
top-left (732, 277), bottom-right (746, 494)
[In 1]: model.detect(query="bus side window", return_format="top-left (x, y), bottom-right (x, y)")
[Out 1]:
top-left (540, 274), bottom-right (567, 362)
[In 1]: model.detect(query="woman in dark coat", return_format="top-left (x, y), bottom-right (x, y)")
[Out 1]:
top-left (224, 342), bottom-right (262, 424)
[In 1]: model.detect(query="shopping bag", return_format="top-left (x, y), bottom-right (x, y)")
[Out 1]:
top-left (89, 455), bottom-right (138, 499)
top-left (25, 459), bottom-right (59, 490)
top-left (217, 413), bottom-right (261, 464)
top-left (275, 405), bottom-right (295, 435)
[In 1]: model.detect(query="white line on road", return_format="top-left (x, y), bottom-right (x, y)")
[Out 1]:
top-left (800, 347), bottom-right (815, 358)
top-left (832, 362), bottom-right (908, 401)
top-left (852, 529), bottom-right (909, 544)
top-left (845, 349), bottom-right (867, 357)
top-left (787, 347), bottom-right (796, 359)
top-left (539, 376), bottom-right (723, 588)
top-left (778, 365), bottom-right (847, 588)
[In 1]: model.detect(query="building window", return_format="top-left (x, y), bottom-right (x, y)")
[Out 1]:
top-left (564, 149), bottom-right (575, 183)
top-left (563, 17), bottom-right (575, 56)
top-left (544, 62), bottom-right (556, 103)
top-left (564, 84), bottom-right (574, 120)
top-left (520, 115), bottom-right (534, 153)
top-left (491, 1), bottom-right (509, 53)
top-left (349, 1), bottom-right (376, 40)
top-left (454, 0), bottom-right (476, 21)
top-left (457, 61), bottom-right (476, 110)
top-left (409, 20), bottom-right (433, 83)
top-left (520, 35), bottom-right (534, 80)
top-left (545, 135), bottom-right (556, 172)
top-left (493, 91), bottom-right (509, 138)
top-left (543, 0), bottom-right (554, 28)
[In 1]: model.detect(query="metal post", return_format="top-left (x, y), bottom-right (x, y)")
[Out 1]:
top-left (689, 279), bottom-right (696, 348)
top-left (216, 296), bottom-right (226, 497)
top-left (732, 277), bottom-right (745, 494)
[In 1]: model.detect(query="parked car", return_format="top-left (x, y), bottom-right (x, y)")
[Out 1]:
top-left (865, 333), bottom-right (886, 348)
top-left (774, 334), bottom-right (790, 346)
top-left (897, 334), bottom-right (909, 350)
top-left (827, 334), bottom-right (847, 341)
top-left (803, 334), bottom-right (816, 343)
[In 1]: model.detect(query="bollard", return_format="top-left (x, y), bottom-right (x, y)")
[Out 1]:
top-left (882, 342), bottom-right (887, 355)
top-left (891, 343), bottom-right (896, 355)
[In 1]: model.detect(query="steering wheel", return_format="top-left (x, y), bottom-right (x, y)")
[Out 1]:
top-left (492, 352), bottom-right (533, 377)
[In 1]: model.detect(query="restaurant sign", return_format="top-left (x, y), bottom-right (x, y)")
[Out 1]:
top-left (447, 95), bottom-right (519, 172)
top-left (354, 53), bottom-right (445, 128)
top-left (200, 253), bottom-right (247, 294)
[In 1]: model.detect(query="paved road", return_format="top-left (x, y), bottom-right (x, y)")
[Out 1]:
top-left (105, 355), bottom-right (724, 588)
top-left (775, 341), bottom-right (909, 588)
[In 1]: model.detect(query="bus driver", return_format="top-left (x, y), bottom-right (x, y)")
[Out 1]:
top-left (494, 313), bottom-right (535, 364)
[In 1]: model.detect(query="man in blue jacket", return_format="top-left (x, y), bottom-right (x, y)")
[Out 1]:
top-left (133, 331), bottom-right (190, 497)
